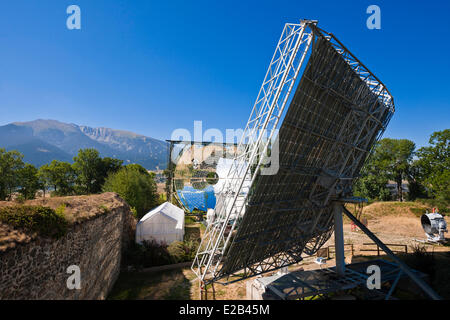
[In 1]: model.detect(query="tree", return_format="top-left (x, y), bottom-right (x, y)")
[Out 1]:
top-left (353, 138), bottom-right (415, 201)
top-left (18, 164), bottom-right (40, 199)
top-left (39, 160), bottom-right (76, 196)
top-left (50, 160), bottom-right (76, 195)
top-left (125, 163), bottom-right (149, 176)
top-left (100, 157), bottom-right (123, 178)
top-left (72, 149), bottom-right (103, 194)
top-left (415, 129), bottom-right (450, 200)
top-left (370, 138), bottom-right (416, 201)
top-left (72, 150), bottom-right (123, 194)
top-left (102, 165), bottom-right (158, 219)
top-left (353, 156), bottom-right (391, 201)
top-left (0, 148), bottom-right (25, 200)
top-left (38, 164), bottom-right (52, 198)
top-left (405, 162), bottom-right (428, 200)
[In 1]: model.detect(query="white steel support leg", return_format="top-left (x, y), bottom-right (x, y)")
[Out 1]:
top-left (333, 202), bottom-right (345, 277)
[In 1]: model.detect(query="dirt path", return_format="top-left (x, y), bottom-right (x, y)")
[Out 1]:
top-left (336, 203), bottom-right (450, 253)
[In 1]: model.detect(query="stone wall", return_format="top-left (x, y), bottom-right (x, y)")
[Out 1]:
top-left (0, 193), bottom-right (136, 300)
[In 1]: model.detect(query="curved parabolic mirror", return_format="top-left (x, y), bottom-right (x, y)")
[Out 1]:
top-left (172, 143), bottom-right (238, 213)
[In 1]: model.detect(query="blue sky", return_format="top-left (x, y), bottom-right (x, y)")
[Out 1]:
top-left (0, 0), bottom-right (449, 148)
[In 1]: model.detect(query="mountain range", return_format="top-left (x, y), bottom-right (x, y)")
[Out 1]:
top-left (0, 120), bottom-right (168, 170)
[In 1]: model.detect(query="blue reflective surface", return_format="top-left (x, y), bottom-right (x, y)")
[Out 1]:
top-left (177, 185), bottom-right (216, 212)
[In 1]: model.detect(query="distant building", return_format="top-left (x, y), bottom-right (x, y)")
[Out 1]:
top-left (386, 180), bottom-right (409, 199)
top-left (135, 202), bottom-right (185, 245)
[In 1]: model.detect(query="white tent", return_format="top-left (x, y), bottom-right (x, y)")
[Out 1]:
top-left (135, 202), bottom-right (185, 245)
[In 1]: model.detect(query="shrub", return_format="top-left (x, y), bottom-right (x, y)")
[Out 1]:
top-left (167, 241), bottom-right (186, 263)
top-left (130, 207), bottom-right (138, 218)
top-left (122, 242), bottom-right (148, 269)
top-left (183, 240), bottom-right (199, 260)
top-left (415, 198), bottom-right (450, 214)
top-left (168, 240), bottom-right (199, 263)
top-left (156, 193), bottom-right (166, 206)
top-left (55, 204), bottom-right (66, 215)
top-left (0, 205), bottom-right (69, 239)
top-left (185, 216), bottom-right (196, 225)
top-left (123, 240), bottom-right (173, 269)
top-left (123, 239), bottom-right (200, 269)
top-left (14, 194), bottom-right (26, 204)
top-left (103, 166), bottom-right (158, 219)
top-left (184, 225), bottom-right (201, 242)
top-left (410, 207), bottom-right (425, 217)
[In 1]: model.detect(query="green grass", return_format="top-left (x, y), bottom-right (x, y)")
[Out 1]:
top-left (415, 198), bottom-right (450, 214)
top-left (410, 207), bottom-right (425, 217)
top-left (108, 268), bottom-right (194, 300)
top-left (184, 225), bottom-right (201, 241)
top-left (0, 205), bottom-right (69, 239)
top-left (184, 216), bottom-right (196, 225)
top-left (345, 200), bottom-right (449, 220)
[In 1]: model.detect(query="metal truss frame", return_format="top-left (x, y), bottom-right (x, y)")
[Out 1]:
top-left (264, 259), bottom-right (420, 300)
top-left (192, 20), bottom-right (395, 286)
top-left (192, 20), bottom-right (315, 284)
